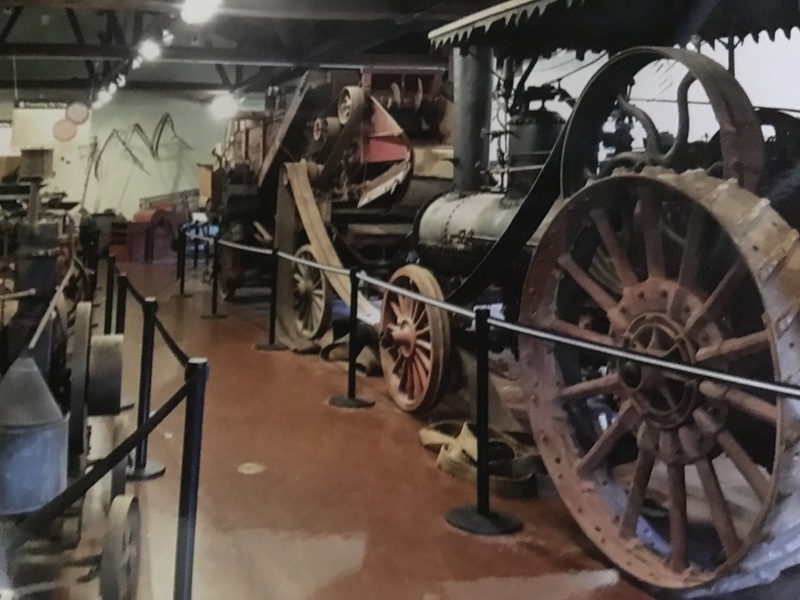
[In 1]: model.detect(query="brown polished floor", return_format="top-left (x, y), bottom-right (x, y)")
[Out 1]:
top-left (103, 263), bottom-right (654, 600)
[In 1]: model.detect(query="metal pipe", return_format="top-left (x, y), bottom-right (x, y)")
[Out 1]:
top-left (174, 358), bottom-right (209, 600)
top-left (454, 45), bottom-right (493, 192)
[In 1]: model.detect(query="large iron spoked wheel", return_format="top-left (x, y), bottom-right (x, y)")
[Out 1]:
top-left (100, 494), bottom-right (141, 600)
top-left (291, 244), bottom-right (332, 340)
top-left (519, 169), bottom-right (800, 592)
top-left (379, 265), bottom-right (450, 413)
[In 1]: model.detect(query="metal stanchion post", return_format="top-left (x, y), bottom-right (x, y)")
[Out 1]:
top-left (446, 308), bottom-right (521, 536)
top-left (128, 297), bottom-right (166, 481)
top-left (255, 249), bottom-right (286, 352)
top-left (204, 226), bottom-right (211, 267)
top-left (173, 358), bottom-right (209, 600)
top-left (202, 233), bottom-right (227, 320)
top-left (104, 255), bottom-right (116, 335)
top-left (192, 226), bottom-right (200, 270)
top-left (89, 228), bottom-right (100, 296)
top-left (328, 269), bottom-right (374, 409)
top-left (175, 227), bottom-right (192, 298)
top-left (115, 273), bottom-right (128, 335)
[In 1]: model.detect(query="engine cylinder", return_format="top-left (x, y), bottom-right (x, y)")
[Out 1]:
top-left (0, 358), bottom-right (67, 516)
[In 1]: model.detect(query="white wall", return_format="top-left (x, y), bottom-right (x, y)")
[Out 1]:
top-left (0, 90), bottom-right (229, 219)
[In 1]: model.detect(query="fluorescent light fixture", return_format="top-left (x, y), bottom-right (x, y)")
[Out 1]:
top-left (209, 92), bottom-right (241, 120)
top-left (138, 38), bottom-right (162, 62)
top-left (181, 0), bottom-right (222, 25)
top-left (108, 82), bottom-right (118, 94)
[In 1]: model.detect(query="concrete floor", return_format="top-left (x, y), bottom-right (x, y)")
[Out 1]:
top-left (106, 263), bottom-right (650, 600)
top-left (38, 262), bottom-right (800, 600)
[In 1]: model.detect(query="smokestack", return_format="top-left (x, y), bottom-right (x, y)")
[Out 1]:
top-left (453, 45), bottom-right (493, 193)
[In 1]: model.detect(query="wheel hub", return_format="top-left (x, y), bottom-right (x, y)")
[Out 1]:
top-left (391, 319), bottom-right (417, 358)
top-left (619, 311), bottom-right (699, 429)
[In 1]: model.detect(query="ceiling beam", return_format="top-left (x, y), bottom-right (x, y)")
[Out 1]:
top-left (5, 0), bottom-right (489, 21)
top-left (0, 43), bottom-right (446, 69)
top-left (0, 7), bottom-right (24, 43)
top-left (0, 77), bottom-right (227, 92)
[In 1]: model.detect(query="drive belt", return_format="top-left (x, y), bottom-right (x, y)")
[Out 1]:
top-left (280, 162), bottom-right (380, 338)
top-left (444, 128), bottom-right (565, 306)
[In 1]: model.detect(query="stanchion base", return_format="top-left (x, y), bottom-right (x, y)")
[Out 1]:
top-left (446, 506), bottom-right (522, 536)
top-left (255, 341), bottom-right (287, 352)
top-left (126, 459), bottom-right (166, 481)
top-left (201, 314), bottom-right (229, 320)
top-left (328, 395), bottom-right (375, 409)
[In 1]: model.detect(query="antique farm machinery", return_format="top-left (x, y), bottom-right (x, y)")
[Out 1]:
top-left (209, 67), bottom-right (455, 312)
top-left (0, 151), bottom-right (136, 600)
top-left (367, 0), bottom-right (800, 593)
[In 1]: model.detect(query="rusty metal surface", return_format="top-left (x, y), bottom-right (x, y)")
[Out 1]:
top-left (518, 168), bottom-right (800, 593)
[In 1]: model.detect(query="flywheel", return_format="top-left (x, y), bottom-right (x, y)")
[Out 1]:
top-left (379, 265), bottom-right (450, 413)
top-left (519, 168), bottom-right (800, 592)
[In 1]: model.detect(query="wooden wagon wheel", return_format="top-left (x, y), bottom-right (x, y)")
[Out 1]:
top-left (519, 168), bottom-right (800, 591)
top-left (379, 265), bottom-right (450, 413)
top-left (291, 244), bottom-right (333, 340)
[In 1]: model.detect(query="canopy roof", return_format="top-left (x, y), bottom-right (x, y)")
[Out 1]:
top-left (430, 0), bottom-right (800, 58)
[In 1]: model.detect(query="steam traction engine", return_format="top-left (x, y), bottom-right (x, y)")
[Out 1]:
top-left (372, 5), bottom-right (800, 596)
top-left (0, 151), bottom-right (137, 600)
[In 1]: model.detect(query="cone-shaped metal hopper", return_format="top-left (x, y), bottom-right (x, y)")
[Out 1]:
top-left (0, 357), bottom-right (67, 515)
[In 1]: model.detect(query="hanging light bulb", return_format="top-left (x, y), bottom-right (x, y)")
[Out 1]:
top-left (138, 38), bottom-right (162, 62)
top-left (162, 29), bottom-right (175, 46)
top-left (116, 73), bottom-right (127, 89)
top-left (181, 0), bottom-right (222, 25)
top-left (209, 91), bottom-right (241, 120)
top-left (108, 82), bottom-right (118, 95)
top-left (131, 56), bottom-right (144, 70)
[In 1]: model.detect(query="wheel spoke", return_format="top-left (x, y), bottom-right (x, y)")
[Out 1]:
top-left (558, 373), bottom-right (620, 402)
top-left (693, 409), bottom-right (771, 502)
top-left (686, 260), bottom-right (746, 334)
top-left (415, 347), bottom-right (432, 372)
top-left (696, 458), bottom-right (742, 558)
top-left (413, 302), bottom-right (426, 326)
top-left (550, 319), bottom-right (615, 347)
top-left (417, 339), bottom-right (432, 352)
top-left (639, 193), bottom-right (665, 279)
top-left (699, 381), bottom-right (778, 425)
top-left (575, 401), bottom-right (639, 477)
top-left (695, 330), bottom-right (770, 364)
top-left (667, 462), bottom-right (689, 572)
top-left (620, 425), bottom-right (658, 538)
top-left (390, 300), bottom-right (402, 320)
top-left (677, 203), bottom-right (706, 287)
top-left (412, 359), bottom-right (427, 397)
top-left (591, 208), bottom-right (639, 288)
top-left (558, 254), bottom-right (618, 312)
